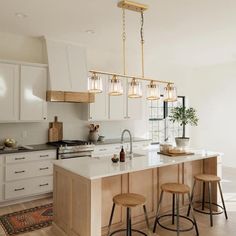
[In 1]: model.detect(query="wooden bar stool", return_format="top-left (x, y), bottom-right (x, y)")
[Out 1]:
top-left (153, 183), bottom-right (199, 236)
top-left (107, 193), bottom-right (151, 236)
top-left (187, 174), bottom-right (228, 227)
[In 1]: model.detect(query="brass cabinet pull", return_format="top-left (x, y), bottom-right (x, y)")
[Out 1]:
top-left (40, 155), bottom-right (49, 157)
top-left (14, 187), bottom-right (25, 191)
top-left (15, 170), bottom-right (26, 174)
top-left (39, 167), bottom-right (49, 171)
top-left (15, 157), bottom-right (25, 160)
top-left (39, 183), bottom-right (49, 187)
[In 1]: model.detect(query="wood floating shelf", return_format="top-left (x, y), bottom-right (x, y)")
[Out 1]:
top-left (46, 91), bottom-right (95, 103)
top-left (117, 0), bottom-right (148, 12)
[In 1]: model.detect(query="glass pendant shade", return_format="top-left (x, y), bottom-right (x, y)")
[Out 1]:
top-left (128, 78), bottom-right (142, 98)
top-left (146, 81), bottom-right (160, 100)
top-left (88, 73), bottom-right (103, 93)
top-left (164, 83), bottom-right (177, 102)
top-left (108, 75), bottom-right (123, 96)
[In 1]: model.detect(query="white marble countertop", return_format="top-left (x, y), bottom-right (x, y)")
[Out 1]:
top-left (53, 149), bottom-right (221, 180)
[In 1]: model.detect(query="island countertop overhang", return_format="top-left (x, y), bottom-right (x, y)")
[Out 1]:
top-left (53, 150), bottom-right (221, 180)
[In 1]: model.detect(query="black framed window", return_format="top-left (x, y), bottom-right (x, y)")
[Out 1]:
top-left (148, 96), bottom-right (185, 144)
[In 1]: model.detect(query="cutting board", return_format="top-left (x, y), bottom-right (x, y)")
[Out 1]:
top-left (158, 151), bottom-right (194, 157)
top-left (48, 116), bottom-right (63, 142)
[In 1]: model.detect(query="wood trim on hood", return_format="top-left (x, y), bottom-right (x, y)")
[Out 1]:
top-left (46, 91), bottom-right (95, 103)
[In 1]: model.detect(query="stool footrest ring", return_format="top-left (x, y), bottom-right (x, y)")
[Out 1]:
top-left (109, 228), bottom-right (148, 236)
top-left (193, 201), bottom-right (224, 215)
top-left (157, 214), bottom-right (195, 232)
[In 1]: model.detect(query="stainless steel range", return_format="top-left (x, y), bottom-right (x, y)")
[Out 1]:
top-left (48, 140), bottom-right (94, 159)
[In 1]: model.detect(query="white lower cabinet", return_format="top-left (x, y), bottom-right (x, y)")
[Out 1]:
top-left (5, 176), bottom-right (53, 200)
top-left (5, 160), bottom-right (53, 181)
top-left (0, 149), bottom-right (56, 203)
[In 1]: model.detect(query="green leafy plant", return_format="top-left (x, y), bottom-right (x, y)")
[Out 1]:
top-left (169, 106), bottom-right (199, 138)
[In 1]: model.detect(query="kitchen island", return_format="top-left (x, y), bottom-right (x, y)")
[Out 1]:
top-left (52, 149), bottom-right (221, 236)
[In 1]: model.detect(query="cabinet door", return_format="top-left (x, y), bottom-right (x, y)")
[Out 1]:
top-left (0, 63), bottom-right (19, 121)
top-left (20, 66), bottom-right (47, 121)
top-left (89, 77), bottom-right (108, 120)
top-left (109, 79), bottom-right (125, 120)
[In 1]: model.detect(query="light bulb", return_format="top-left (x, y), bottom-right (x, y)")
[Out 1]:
top-left (108, 75), bottom-right (123, 96)
top-left (88, 73), bottom-right (103, 93)
top-left (164, 83), bottom-right (177, 102)
top-left (128, 78), bottom-right (142, 98)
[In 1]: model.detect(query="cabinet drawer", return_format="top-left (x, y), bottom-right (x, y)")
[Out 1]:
top-left (5, 176), bottom-right (53, 200)
top-left (6, 160), bottom-right (53, 181)
top-left (5, 150), bottom-right (56, 164)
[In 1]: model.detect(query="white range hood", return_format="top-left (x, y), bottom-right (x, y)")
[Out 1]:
top-left (45, 38), bottom-right (94, 103)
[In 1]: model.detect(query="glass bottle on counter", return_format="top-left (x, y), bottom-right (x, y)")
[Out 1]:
top-left (120, 146), bottom-right (125, 162)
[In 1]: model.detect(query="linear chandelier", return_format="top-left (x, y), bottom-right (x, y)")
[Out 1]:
top-left (88, 0), bottom-right (177, 102)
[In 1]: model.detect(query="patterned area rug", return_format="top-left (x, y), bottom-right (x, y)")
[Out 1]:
top-left (0, 203), bottom-right (53, 235)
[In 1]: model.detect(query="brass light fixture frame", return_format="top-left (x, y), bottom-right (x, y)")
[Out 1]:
top-left (117, 0), bottom-right (148, 12)
top-left (89, 0), bottom-right (174, 90)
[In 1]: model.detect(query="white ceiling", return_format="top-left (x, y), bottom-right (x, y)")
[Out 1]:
top-left (0, 0), bottom-right (236, 67)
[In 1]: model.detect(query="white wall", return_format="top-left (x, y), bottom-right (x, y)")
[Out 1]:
top-left (174, 62), bottom-right (236, 167)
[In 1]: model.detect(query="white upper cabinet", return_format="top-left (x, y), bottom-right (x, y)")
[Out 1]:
top-left (20, 65), bottom-right (47, 121)
top-left (46, 39), bottom-right (88, 92)
top-left (89, 77), bottom-right (108, 120)
top-left (0, 63), bottom-right (19, 121)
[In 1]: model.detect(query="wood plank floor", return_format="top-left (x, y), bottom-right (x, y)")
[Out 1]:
top-left (0, 197), bottom-right (236, 236)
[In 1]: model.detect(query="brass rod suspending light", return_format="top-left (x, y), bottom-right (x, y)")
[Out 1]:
top-left (109, 75), bottom-right (123, 96)
top-left (88, 0), bottom-right (177, 101)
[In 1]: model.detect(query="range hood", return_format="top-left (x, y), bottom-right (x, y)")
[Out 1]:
top-left (45, 38), bottom-right (94, 103)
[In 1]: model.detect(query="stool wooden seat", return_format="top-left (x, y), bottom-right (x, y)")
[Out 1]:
top-left (153, 183), bottom-right (199, 236)
top-left (195, 174), bottom-right (221, 182)
top-left (113, 193), bottom-right (146, 207)
top-left (187, 173), bottom-right (228, 227)
top-left (108, 193), bottom-right (150, 236)
top-left (161, 183), bottom-right (190, 194)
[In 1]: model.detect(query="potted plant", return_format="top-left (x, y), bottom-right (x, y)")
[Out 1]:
top-left (169, 106), bottom-right (199, 149)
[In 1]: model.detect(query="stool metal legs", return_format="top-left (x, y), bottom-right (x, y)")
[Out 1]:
top-left (127, 208), bottom-right (132, 236)
top-left (172, 194), bottom-right (175, 225)
top-left (176, 194), bottom-right (180, 236)
top-left (188, 179), bottom-right (228, 227)
top-left (153, 190), bottom-right (198, 236)
top-left (107, 203), bottom-right (150, 236)
top-left (187, 192), bottom-right (199, 236)
top-left (107, 203), bottom-right (116, 236)
top-left (202, 182), bottom-right (206, 210)
top-left (208, 182), bottom-right (213, 227)
top-left (218, 181), bottom-right (228, 220)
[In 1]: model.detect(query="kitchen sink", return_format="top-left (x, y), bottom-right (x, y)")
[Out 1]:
top-left (130, 153), bottom-right (143, 158)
